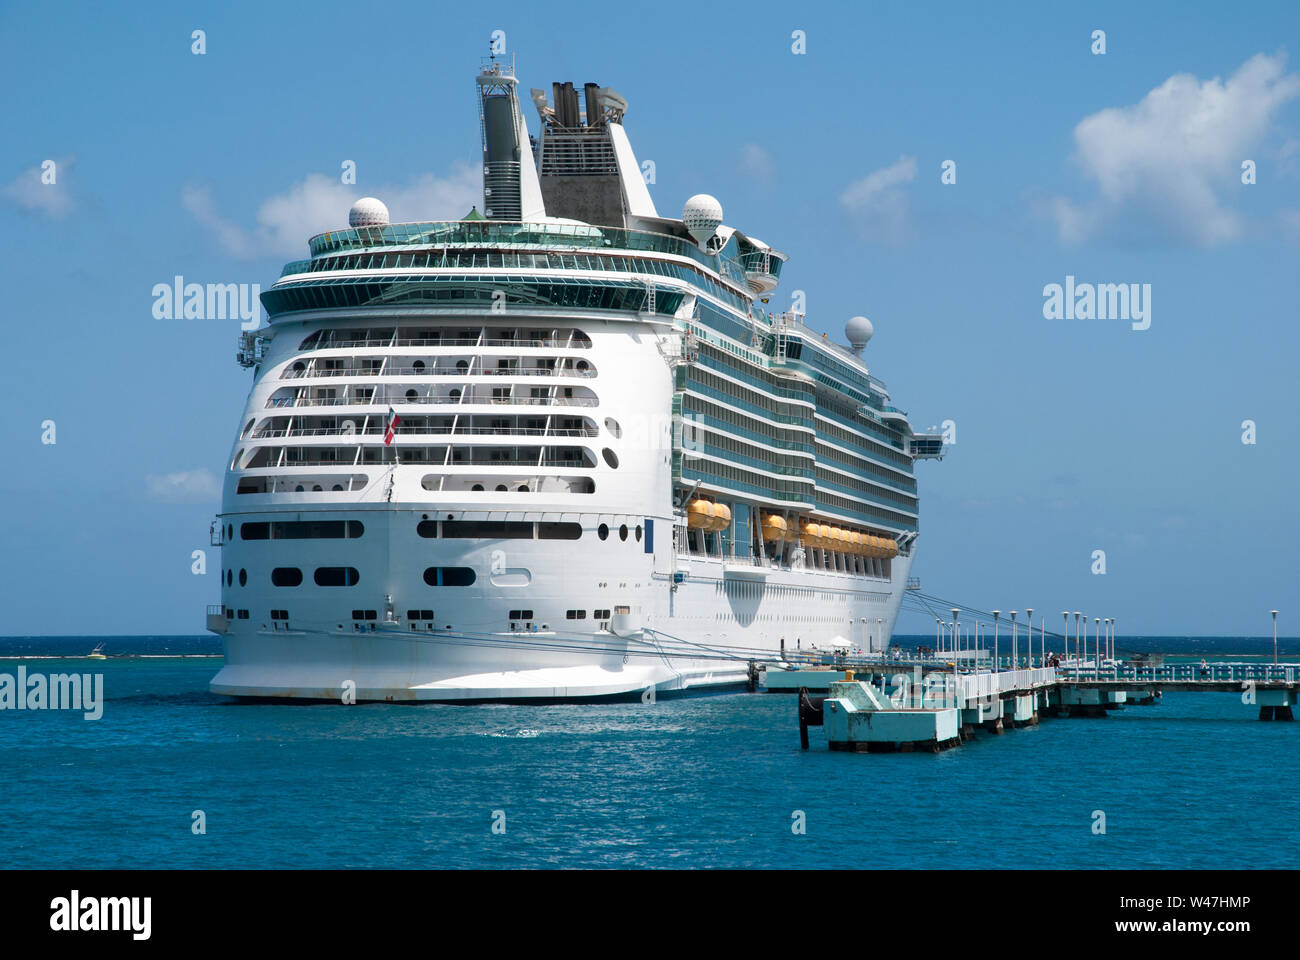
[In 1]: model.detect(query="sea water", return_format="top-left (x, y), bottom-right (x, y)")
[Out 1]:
top-left (1, 636), bottom-right (1295, 869)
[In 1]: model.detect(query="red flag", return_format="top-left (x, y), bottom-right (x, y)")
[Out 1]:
top-left (384, 406), bottom-right (401, 446)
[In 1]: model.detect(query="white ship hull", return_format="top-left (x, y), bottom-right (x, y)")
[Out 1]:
top-left (209, 511), bottom-right (914, 702)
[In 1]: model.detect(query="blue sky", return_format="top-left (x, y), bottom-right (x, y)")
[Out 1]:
top-left (2, 1), bottom-right (1297, 637)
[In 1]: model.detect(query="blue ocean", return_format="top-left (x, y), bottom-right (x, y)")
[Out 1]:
top-left (2, 635), bottom-right (1295, 869)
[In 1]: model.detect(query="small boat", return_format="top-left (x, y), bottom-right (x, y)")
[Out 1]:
top-left (1127, 651), bottom-right (1164, 668)
top-left (86, 642), bottom-right (106, 660)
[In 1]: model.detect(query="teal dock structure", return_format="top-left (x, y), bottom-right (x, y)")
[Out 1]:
top-left (793, 661), bottom-right (1300, 752)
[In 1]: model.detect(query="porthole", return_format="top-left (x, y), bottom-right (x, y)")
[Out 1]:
top-left (602, 448), bottom-right (619, 469)
top-left (413, 360), bottom-right (426, 371)
top-left (225, 569), bottom-right (232, 587)
top-left (295, 485), bottom-right (305, 492)
top-left (598, 523), bottom-right (609, 541)
top-left (472, 484), bottom-right (484, 491)
top-left (238, 569), bottom-right (247, 587)
top-left (227, 524), bottom-right (233, 541)
top-left (450, 388), bottom-right (461, 400)
top-left (312, 484), bottom-right (322, 492)
top-left (635, 524), bottom-right (642, 542)
top-left (604, 417), bottom-right (621, 438)
top-left (332, 484), bottom-right (343, 491)
top-left (292, 361), bottom-right (305, 372)
top-left (517, 485), bottom-right (528, 492)
top-left (406, 389), bottom-right (417, 400)
top-left (619, 524), bottom-right (628, 541)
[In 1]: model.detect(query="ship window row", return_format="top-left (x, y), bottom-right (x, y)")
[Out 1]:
top-left (815, 443), bottom-right (918, 495)
top-left (420, 475), bottom-right (596, 494)
top-left (784, 337), bottom-right (874, 397)
top-left (816, 489), bottom-right (918, 532)
top-left (280, 354), bottom-right (595, 380)
top-left (815, 467), bottom-right (919, 513)
top-left (684, 322), bottom-right (769, 370)
top-left (240, 520), bottom-right (364, 540)
top-left (817, 399), bottom-right (906, 451)
top-left (248, 413), bottom-right (598, 440)
top-left (267, 383), bottom-right (597, 409)
top-left (565, 609), bottom-right (612, 620)
top-left (679, 369), bottom-right (812, 426)
top-left (416, 520), bottom-right (583, 540)
top-left (270, 566), bottom-right (360, 587)
top-left (680, 395), bottom-right (814, 453)
top-left (677, 456), bottom-right (816, 505)
top-left (242, 445), bottom-right (596, 469)
top-left (687, 432), bottom-right (816, 480)
top-left (303, 220), bottom-right (742, 290)
top-left (815, 418), bottom-right (913, 470)
top-left (235, 474), bottom-right (369, 495)
top-left (693, 300), bottom-right (758, 343)
top-left (695, 344), bottom-right (816, 404)
top-left (293, 251), bottom-right (746, 312)
top-left (300, 326), bottom-right (593, 351)
top-left (262, 276), bottom-right (684, 319)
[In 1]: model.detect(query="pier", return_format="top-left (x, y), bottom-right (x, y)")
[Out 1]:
top-left (785, 660), bottom-right (1300, 752)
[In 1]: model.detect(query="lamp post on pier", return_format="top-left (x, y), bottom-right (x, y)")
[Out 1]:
top-left (1272, 610), bottom-right (1279, 666)
top-left (951, 609), bottom-right (960, 669)
top-left (1073, 612), bottom-right (1082, 673)
top-left (1010, 611), bottom-right (1018, 670)
top-left (1094, 618), bottom-right (1101, 679)
top-left (1061, 611), bottom-right (1070, 668)
top-left (1026, 608), bottom-right (1034, 667)
top-left (992, 611), bottom-right (1000, 673)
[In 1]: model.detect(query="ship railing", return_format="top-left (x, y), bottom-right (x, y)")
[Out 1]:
top-left (269, 395), bottom-right (599, 409)
top-left (1057, 662), bottom-right (1299, 683)
top-left (282, 366), bottom-right (597, 379)
top-left (256, 425), bottom-right (597, 439)
top-left (304, 338), bottom-right (591, 350)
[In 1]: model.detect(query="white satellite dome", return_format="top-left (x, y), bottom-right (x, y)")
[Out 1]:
top-left (349, 197), bottom-right (390, 228)
top-left (682, 194), bottom-right (723, 246)
top-left (846, 316), bottom-right (874, 353)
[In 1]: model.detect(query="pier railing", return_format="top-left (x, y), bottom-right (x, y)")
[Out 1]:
top-left (1059, 662), bottom-right (1298, 685)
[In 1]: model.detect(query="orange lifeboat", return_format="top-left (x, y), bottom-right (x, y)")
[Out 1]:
top-left (760, 513), bottom-right (786, 541)
top-left (710, 503), bottom-right (732, 532)
top-left (686, 499), bottom-right (714, 530)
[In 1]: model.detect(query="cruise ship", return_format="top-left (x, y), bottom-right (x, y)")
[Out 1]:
top-left (207, 57), bottom-right (944, 701)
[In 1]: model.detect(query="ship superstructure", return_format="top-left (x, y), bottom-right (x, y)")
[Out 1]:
top-left (207, 57), bottom-right (943, 701)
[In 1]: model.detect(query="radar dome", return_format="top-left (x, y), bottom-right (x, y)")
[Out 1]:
top-left (349, 197), bottom-right (390, 228)
top-left (846, 316), bottom-right (874, 353)
top-left (682, 194), bottom-right (723, 246)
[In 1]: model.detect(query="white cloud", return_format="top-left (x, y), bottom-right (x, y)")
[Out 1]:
top-left (145, 469), bottom-right (221, 503)
top-left (840, 155), bottom-right (917, 244)
top-left (1048, 53), bottom-right (1300, 245)
top-left (737, 143), bottom-right (775, 182)
top-left (3, 156), bottom-right (76, 218)
top-left (184, 165), bottom-right (481, 259)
